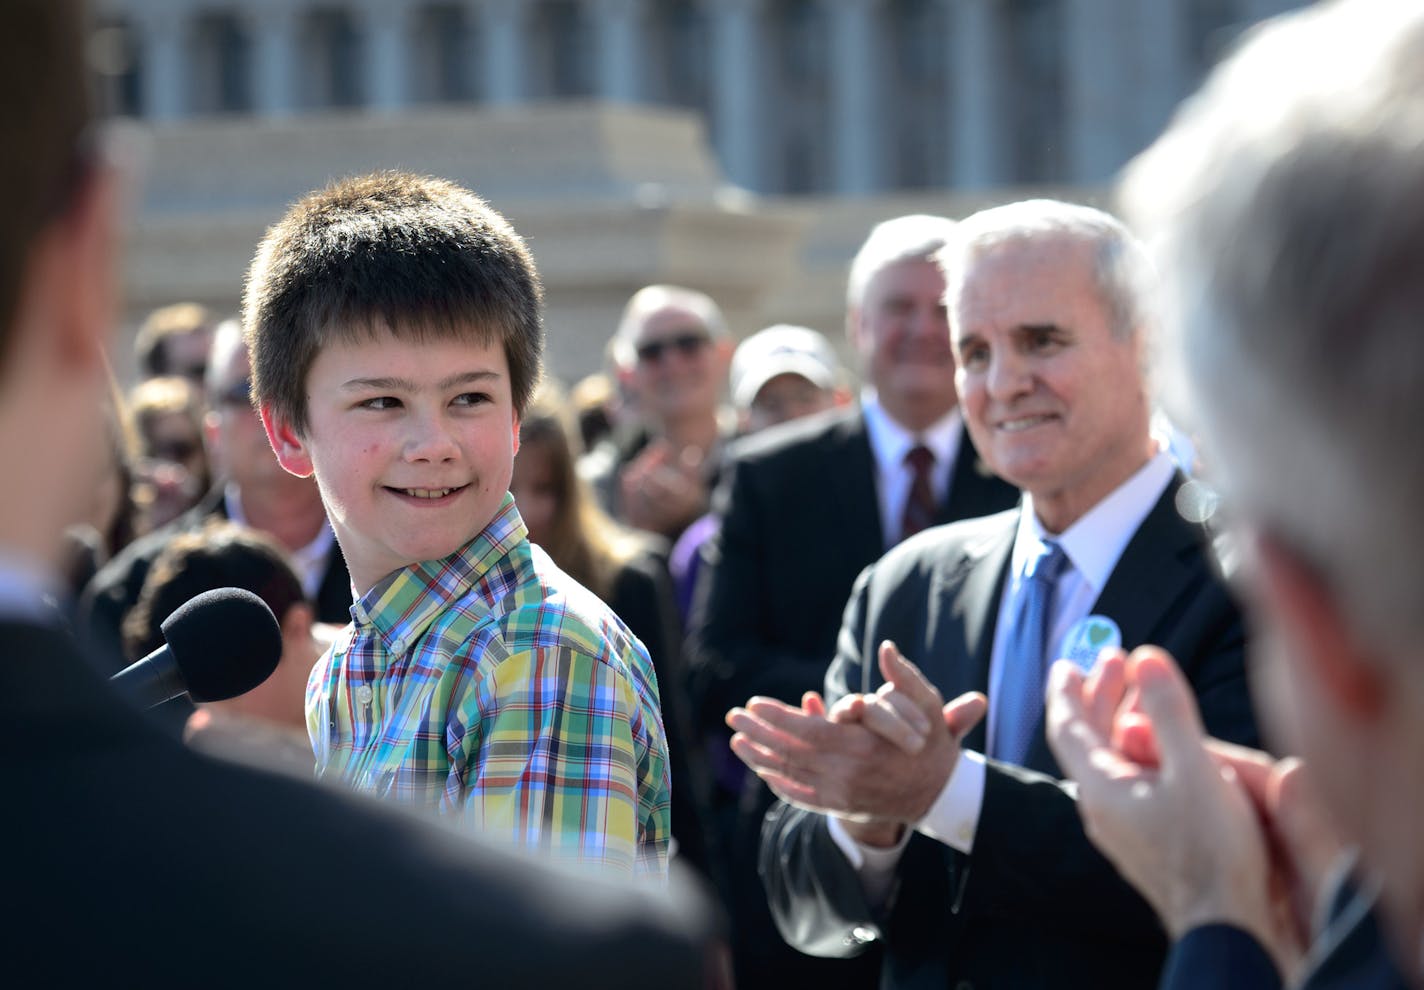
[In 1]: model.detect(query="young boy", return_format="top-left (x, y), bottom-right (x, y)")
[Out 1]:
top-left (246, 171), bottom-right (670, 878)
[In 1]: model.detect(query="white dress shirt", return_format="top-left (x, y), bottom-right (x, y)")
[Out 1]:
top-left (860, 392), bottom-right (964, 549)
top-left (829, 448), bottom-right (1176, 901)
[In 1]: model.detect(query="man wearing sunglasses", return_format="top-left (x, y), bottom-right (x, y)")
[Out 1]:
top-left (83, 318), bottom-right (352, 709)
top-left (584, 283), bottom-right (736, 544)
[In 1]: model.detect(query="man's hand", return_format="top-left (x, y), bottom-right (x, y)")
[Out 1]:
top-left (726, 642), bottom-right (985, 847)
top-left (1045, 646), bottom-right (1332, 978)
top-left (618, 440), bottom-right (708, 537)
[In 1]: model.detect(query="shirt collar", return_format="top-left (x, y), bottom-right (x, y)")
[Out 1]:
top-left (0, 553), bottom-right (65, 626)
top-left (350, 492), bottom-right (528, 655)
top-left (861, 390), bottom-right (964, 477)
top-left (1015, 449), bottom-right (1175, 592)
top-left (227, 484), bottom-right (336, 598)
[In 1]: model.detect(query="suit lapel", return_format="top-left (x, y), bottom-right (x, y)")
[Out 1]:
top-left (831, 409), bottom-right (887, 557)
top-left (932, 515), bottom-right (1016, 756)
top-left (1083, 476), bottom-right (1198, 652)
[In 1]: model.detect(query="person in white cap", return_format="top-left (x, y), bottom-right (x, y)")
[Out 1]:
top-left (728, 324), bottom-right (847, 435)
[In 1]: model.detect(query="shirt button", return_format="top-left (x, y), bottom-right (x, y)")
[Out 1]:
top-left (850, 926), bottom-right (876, 944)
top-left (355, 684), bottom-right (374, 706)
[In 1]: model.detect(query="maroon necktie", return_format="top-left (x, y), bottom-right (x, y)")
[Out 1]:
top-left (900, 444), bottom-right (937, 542)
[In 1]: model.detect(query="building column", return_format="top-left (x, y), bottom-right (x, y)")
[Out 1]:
top-left (1135, 1), bottom-right (1188, 146)
top-left (1063, 0), bottom-right (1129, 184)
top-left (947, 0), bottom-right (1005, 189)
top-left (248, 3), bottom-right (302, 117)
top-left (137, 8), bottom-right (189, 121)
top-left (471, 0), bottom-right (532, 106)
top-left (707, 0), bottom-right (767, 191)
top-left (589, 0), bottom-right (647, 104)
top-left (826, 0), bottom-right (887, 195)
top-left (358, 0), bottom-right (414, 110)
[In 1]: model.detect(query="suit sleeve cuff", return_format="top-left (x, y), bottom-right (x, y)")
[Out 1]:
top-left (826, 814), bottom-right (911, 908)
top-left (914, 749), bottom-right (986, 853)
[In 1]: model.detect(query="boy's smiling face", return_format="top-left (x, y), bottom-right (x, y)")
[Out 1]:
top-left (262, 327), bottom-right (520, 595)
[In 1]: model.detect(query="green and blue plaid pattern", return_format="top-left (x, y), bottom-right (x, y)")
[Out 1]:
top-left (307, 494), bottom-right (671, 878)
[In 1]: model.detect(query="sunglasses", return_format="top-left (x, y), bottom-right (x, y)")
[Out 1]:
top-left (635, 333), bottom-right (710, 365)
top-left (212, 377), bottom-right (252, 409)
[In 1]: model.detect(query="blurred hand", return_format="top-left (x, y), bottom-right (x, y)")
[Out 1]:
top-left (1045, 646), bottom-right (1335, 978)
top-left (618, 439), bottom-right (708, 537)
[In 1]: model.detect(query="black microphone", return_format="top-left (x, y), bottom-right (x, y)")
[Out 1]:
top-left (110, 587), bottom-right (283, 709)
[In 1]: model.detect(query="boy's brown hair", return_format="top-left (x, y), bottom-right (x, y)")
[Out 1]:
top-left (243, 171), bottom-right (544, 435)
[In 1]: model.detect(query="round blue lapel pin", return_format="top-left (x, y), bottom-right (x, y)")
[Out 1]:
top-left (1059, 615), bottom-right (1123, 672)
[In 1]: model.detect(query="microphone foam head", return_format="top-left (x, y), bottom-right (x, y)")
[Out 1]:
top-left (159, 587), bottom-right (284, 703)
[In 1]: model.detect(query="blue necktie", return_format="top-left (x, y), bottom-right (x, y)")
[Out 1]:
top-left (992, 540), bottom-right (1068, 764)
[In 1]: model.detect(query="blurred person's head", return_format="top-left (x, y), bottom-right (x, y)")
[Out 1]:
top-left (729, 324), bottom-right (846, 433)
top-left (1122, 0), bottom-right (1424, 957)
top-left (0, 0), bottom-right (123, 575)
top-left (203, 318), bottom-right (321, 508)
top-left (612, 285), bottom-right (731, 435)
top-left (845, 215), bottom-right (959, 432)
top-left (123, 520), bottom-right (317, 731)
top-left (570, 371), bottom-right (619, 453)
top-left (133, 302), bottom-right (216, 384)
top-left (128, 374), bottom-right (210, 526)
top-left (940, 199), bottom-right (1154, 534)
top-left (512, 384), bottom-right (644, 600)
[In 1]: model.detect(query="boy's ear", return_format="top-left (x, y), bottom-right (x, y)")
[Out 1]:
top-left (259, 404), bottom-right (315, 478)
top-left (1255, 531), bottom-right (1386, 721)
top-left (510, 410), bottom-right (521, 456)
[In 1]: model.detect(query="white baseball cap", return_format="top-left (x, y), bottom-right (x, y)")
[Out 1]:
top-left (730, 324), bottom-right (840, 411)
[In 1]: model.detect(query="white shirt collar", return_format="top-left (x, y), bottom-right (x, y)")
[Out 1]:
top-left (1014, 448), bottom-right (1176, 594)
top-left (860, 390), bottom-right (964, 479)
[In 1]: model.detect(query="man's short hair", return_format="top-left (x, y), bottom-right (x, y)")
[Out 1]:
top-left (1120, 0), bottom-right (1424, 653)
top-left (244, 171), bottom-right (544, 435)
top-left (0, 0), bottom-right (90, 372)
top-left (611, 284), bottom-right (728, 368)
top-left (133, 303), bottom-right (217, 378)
top-left (845, 214), bottom-right (957, 311)
top-left (940, 199), bottom-right (1154, 340)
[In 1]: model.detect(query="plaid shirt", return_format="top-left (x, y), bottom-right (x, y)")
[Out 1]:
top-left (307, 494), bottom-right (671, 878)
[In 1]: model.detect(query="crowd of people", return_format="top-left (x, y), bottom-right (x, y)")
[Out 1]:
top-left (6, 0), bottom-right (1423, 987)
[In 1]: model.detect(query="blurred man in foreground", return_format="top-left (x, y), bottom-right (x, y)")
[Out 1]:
top-left (1046, 2), bottom-right (1424, 987)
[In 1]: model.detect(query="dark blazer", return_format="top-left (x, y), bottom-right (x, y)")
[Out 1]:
top-left (1, 617), bottom-right (713, 986)
top-left (80, 485), bottom-right (352, 667)
top-left (1162, 870), bottom-right (1409, 990)
top-left (761, 479), bottom-right (1259, 990)
top-left (689, 405), bottom-right (1017, 732)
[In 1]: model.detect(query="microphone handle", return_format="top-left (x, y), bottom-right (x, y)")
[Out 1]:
top-left (109, 646), bottom-right (187, 710)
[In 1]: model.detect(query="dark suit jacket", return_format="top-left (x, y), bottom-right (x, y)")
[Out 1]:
top-left (1, 616), bottom-right (713, 986)
top-left (1162, 868), bottom-right (1409, 990)
top-left (761, 479), bottom-right (1259, 990)
top-left (80, 485), bottom-right (352, 666)
top-left (689, 405), bottom-right (1017, 733)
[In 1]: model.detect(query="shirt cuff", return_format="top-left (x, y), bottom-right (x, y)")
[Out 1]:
top-left (827, 814), bottom-right (911, 908)
top-left (914, 749), bottom-right (986, 854)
